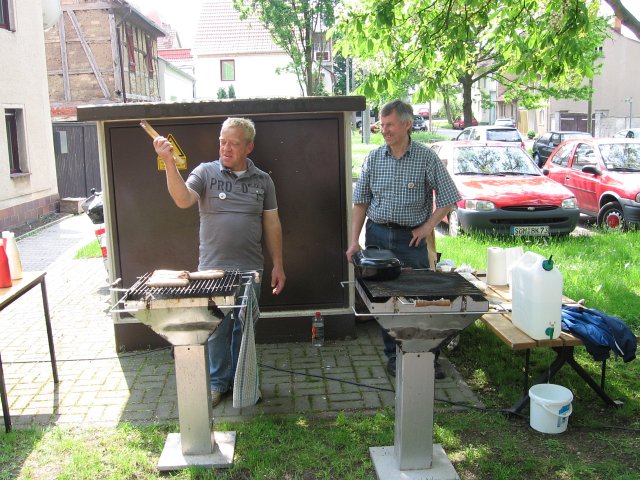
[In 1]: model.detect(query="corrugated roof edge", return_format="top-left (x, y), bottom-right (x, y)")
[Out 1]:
top-left (77, 96), bottom-right (367, 122)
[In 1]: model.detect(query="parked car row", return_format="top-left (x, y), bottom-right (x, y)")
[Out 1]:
top-left (364, 122), bottom-right (638, 235)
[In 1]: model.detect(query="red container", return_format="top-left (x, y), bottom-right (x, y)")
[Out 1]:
top-left (0, 245), bottom-right (12, 288)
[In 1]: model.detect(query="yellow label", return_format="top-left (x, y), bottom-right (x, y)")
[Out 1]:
top-left (157, 134), bottom-right (187, 171)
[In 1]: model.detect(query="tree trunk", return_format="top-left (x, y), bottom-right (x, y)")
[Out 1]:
top-left (461, 73), bottom-right (473, 128)
top-left (443, 94), bottom-right (452, 125)
top-left (604, 0), bottom-right (640, 40)
top-left (305, 23), bottom-right (313, 96)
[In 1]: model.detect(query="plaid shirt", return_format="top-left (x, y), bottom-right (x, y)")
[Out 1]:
top-left (353, 141), bottom-right (460, 226)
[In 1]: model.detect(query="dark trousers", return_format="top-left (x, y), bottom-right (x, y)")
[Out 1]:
top-left (364, 221), bottom-right (438, 361)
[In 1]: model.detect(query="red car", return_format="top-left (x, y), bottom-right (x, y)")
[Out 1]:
top-left (453, 117), bottom-right (478, 129)
top-left (430, 141), bottom-right (579, 236)
top-left (542, 138), bottom-right (640, 229)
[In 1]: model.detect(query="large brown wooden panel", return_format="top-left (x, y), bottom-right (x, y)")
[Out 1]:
top-left (106, 113), bottom-right (347, 310)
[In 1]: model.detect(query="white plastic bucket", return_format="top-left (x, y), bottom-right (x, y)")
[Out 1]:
top-left (529, 383), bottom-right (573, 434)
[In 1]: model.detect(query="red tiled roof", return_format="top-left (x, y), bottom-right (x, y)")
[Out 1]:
top-left (193, 0), bottom-right (282, 55)
top-left (159, 49), bottom-right (193, 61)
top-left (157, 31), bottom-right (181, 50)
top-left (50, 106), bottom-right (78, 121)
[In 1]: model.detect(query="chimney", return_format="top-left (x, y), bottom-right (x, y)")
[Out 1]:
top-left (613, 16), bottom-right (622, 34)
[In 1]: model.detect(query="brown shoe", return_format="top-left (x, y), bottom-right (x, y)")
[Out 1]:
top-left (211, 390), bottom-right (224, 408)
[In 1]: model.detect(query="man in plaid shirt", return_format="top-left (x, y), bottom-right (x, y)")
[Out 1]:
top-left (347, 99), bottom-right (461, 378)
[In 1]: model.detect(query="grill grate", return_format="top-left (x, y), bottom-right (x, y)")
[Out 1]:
top-left (125, 270), bottom-right (242, 301)
top-left (359, 270), bottom-right (485, 302)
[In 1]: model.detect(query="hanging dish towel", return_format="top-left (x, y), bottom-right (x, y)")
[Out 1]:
top-left (233, 281), bottom-right (261, 408)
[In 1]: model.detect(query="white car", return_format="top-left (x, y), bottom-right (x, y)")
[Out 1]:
top-left (454, 125), bottom-right (524, 148)
top-left (494, 118), bottom-right (516, 128)
top-left (614, 128), bottom-right (640, 139)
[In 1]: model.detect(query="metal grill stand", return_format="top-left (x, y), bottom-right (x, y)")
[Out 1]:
top-left (356, 271), bottom-right (488, 480)
top-left (120, 272), bottom-right (243, 471)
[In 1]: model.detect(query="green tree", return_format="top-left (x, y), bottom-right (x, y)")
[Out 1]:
top-left (333, 0), bottom-right (608, 128)
top-left (333, 54), bottom-right (347, 96)
top-left (217, 87), bottom-right (228, 99)
top-left (228, 84), bottom-right (236, 99)
top-left (234, 0), bottom-right (337, 96)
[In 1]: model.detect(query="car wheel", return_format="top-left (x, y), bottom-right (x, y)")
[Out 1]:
top-left (597, 201), bottom-right (625, 229)
top-left (448, 209), bottom-right (461, 237)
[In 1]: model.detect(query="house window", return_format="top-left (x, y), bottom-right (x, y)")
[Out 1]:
top-left (5, 108), bottom-right (25, 175)
top-left (145, 36), bottom-right (154, 79)
top-left (0, 0), bottom-right (12, 30)
top-left (220, 60), bottom-right (235, 81)
top-left (125, 25), bottom-right (136, 71)
top-left (315, 51), bottom-right (330, 61)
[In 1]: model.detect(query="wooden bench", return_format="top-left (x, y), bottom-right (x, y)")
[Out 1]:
top-left (476, 276), bottom-right (624, 414)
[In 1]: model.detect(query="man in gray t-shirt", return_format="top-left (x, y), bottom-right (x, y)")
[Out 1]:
top-left (154, 118), bottom-right (286, 407)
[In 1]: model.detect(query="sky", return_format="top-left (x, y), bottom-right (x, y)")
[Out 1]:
top-left (126, 0), bottom-right (640, 48)
top-left (127, 0), bottom-right (203, 47)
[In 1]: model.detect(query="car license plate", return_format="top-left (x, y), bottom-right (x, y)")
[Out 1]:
top-left (511, 226), bottom-right (550, 236)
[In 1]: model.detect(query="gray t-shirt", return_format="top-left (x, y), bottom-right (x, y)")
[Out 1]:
top-left (185, 158), bottom-right (278, 270)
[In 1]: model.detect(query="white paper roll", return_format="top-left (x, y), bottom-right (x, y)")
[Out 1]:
top-left (505, 246), bottom-right (525, 285)
top-left (486, 247), bottom-right (507, 285)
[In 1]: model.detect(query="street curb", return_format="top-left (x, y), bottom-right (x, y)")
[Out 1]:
top-left (16, 213), bottom-right (74, 241)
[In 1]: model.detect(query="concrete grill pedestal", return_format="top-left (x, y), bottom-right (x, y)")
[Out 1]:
top-left (357, 271), bottom-right (488, 480)
top-left (156, 345), bottom-right (236, 471)
top-left (369, 350), bottom-right (459, 480)
top-left (121, 273), bottom-right (243, 471)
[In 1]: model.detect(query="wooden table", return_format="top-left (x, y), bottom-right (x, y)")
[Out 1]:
top-left (0, 272), bottom-right (58, 432)
top-left (476, 274), bottom-right (623, 414)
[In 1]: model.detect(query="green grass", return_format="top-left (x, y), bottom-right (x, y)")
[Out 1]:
top-left (351, 131), bottom-right (449, 177)
top-left (8, 187), bottom-right (639, 479)
top-left (73, 240), bottom-right (102, 259)
top-left (2, 408), bottom-right (638, 479)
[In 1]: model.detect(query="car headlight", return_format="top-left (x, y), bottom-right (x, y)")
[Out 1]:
top-left (562, 197), bottom-right (578, 209)
top-left (464, 199), bottom-right (495, 210)
top-left (636, 193), bottom-right (640, 203)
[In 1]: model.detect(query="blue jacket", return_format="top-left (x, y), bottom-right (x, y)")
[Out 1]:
top-left (561, 305), bottom-right (637, 363)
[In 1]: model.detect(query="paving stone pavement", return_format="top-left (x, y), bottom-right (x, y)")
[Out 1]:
top-left (1, 214), bottom-right (482, 430)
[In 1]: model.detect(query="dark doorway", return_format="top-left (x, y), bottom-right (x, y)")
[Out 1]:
top-left (53, 122), bottom-right (101, 197)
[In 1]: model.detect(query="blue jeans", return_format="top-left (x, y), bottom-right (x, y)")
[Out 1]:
top-left (207, 274), bottom-right (262, 392)
top-left (365, 220), bottom-right (429, 359)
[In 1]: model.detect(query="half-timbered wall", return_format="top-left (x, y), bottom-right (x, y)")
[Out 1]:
top-left (45, 0), bottom-right (162, 112)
